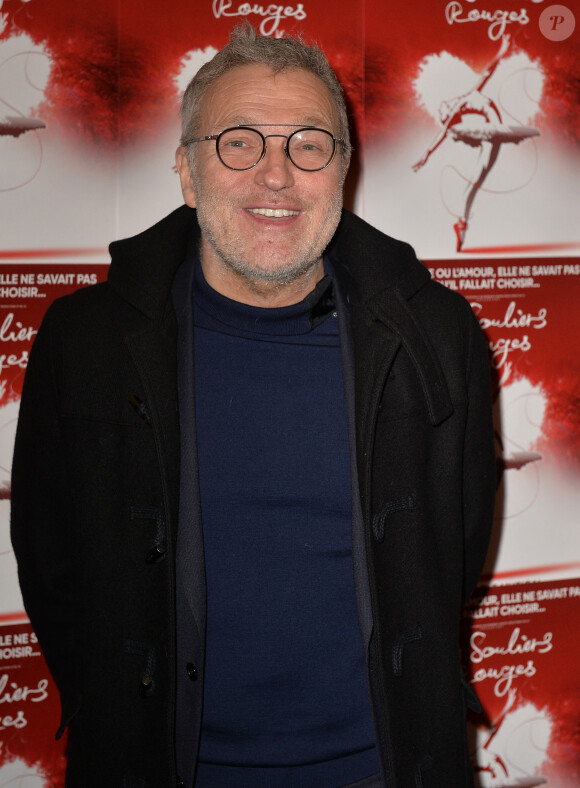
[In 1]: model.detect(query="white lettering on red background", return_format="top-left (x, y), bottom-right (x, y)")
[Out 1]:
top-left (0, 673), bottom-right (50, 731)
top-left (470, 627), bottom-right (553, 697)
top-left (445, 2), bottom-right (530, 40)
top-left (212, 0), bottom-right (307, 37)
top-left (470, 301), bottom-right (548, 385)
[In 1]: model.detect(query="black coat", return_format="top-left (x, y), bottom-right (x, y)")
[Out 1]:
top-left (11, 206), bottom-right (495, 787)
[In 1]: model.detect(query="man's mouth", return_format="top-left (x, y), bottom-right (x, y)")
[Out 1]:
top-left (247, 208), bottom-right (299, 218)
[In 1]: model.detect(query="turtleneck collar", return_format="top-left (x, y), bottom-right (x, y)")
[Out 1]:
top-left (193, 256), bottom-right (336, 337)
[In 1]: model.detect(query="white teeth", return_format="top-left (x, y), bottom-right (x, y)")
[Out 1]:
top-left (249, 208), bottom-right (299, 217)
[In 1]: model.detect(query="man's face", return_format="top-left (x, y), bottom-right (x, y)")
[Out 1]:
top-left (176, 64), bottom-right (347, 300)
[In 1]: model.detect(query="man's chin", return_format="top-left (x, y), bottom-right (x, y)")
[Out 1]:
top-left (223, 254), bottom-right (321, 288)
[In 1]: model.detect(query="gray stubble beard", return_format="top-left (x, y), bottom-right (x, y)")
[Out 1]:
top-left (190, 157), bottom-right (344, 293)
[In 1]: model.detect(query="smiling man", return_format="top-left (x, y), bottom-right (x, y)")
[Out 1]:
top-left (11, 24), bottom-right (496, 788)
top-left (175, 62), bottom-right (346, 306)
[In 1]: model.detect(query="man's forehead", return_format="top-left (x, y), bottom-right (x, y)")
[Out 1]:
top-left (200, 63), bottom-right (338, 128)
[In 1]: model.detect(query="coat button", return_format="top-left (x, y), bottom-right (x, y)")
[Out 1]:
top-left (140, 673), bottom-right (154, 697)
top-left (176, 778), bottom-right (185, 787)
top-left (186, 662), bottom-right (198, 682)
top-left (146, 543), bottom-right (166, 563)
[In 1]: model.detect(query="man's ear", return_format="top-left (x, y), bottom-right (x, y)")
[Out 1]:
top-left (175, 147), bottom-right (196, 209)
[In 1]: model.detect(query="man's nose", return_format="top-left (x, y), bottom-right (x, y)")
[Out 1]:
top-left (253, 137), bottom-right (295, 191)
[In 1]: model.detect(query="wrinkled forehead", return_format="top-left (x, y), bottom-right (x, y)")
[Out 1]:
top-left (199, 63), bottom-right (341, 134)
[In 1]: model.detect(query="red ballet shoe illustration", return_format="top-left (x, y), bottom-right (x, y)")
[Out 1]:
top-left (454, 218), bottom-right (467, 251)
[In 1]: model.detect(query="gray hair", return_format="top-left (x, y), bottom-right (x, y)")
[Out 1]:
top-left (180, 23), bottom-right (351, 164)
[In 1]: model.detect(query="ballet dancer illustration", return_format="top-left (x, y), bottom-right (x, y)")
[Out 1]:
top-left (412, 35), bottom-right (540, 251)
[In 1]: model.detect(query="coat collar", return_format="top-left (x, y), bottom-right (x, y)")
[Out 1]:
top-left (108, 206), bottom-right (201, 319)
top-left (328, 211), bottom-right (452, 427)
top-left (107, 205), bottom-right (450, 426)
top-left (327, 209), bottom-right (431, 307)
top-left (107, 206), bottom-right (430, 320)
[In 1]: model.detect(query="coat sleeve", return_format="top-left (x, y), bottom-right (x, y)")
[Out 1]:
top-left (461, 307), bottom-right (496, 602)
top-left (10, 303), bottom-right (80, 733)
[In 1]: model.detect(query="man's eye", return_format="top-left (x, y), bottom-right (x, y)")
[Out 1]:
top-left (291, 132), bottom-right (331, 155)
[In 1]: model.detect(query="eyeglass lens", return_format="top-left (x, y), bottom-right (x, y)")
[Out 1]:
top-left (217, 128), bottom-right (335, 171)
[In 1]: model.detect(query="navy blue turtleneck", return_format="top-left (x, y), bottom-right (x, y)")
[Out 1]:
top-left (192, 259), bottom-right (379, 786)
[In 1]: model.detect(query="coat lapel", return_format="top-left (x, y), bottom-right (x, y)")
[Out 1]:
top-left (368, 288), bottom-right (454, 427)
top-left (342, 282), bottom-right (454, 523)
top-left (350, 307), bottom-right (402, 516)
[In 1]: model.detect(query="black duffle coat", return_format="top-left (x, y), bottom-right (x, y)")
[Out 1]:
top-left (11, 206), bottom-right (495, 787)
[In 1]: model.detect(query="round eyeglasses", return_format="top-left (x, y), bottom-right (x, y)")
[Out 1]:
top-left (183, 125), bottom-right (345, 172)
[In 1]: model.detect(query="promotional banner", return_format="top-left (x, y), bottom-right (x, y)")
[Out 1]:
top-left (463, 578), bottom-right (580, 786)
top-left (361, 0), bottom-right (580, 261)
top-left (0, 0), bottom-right (368, 245)
top-left (431, 252), bottom-right (580, 783)
top-left (0, 620), bottom-right (65, 786)
top-left (1, 0), bottom-right (579, 784)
